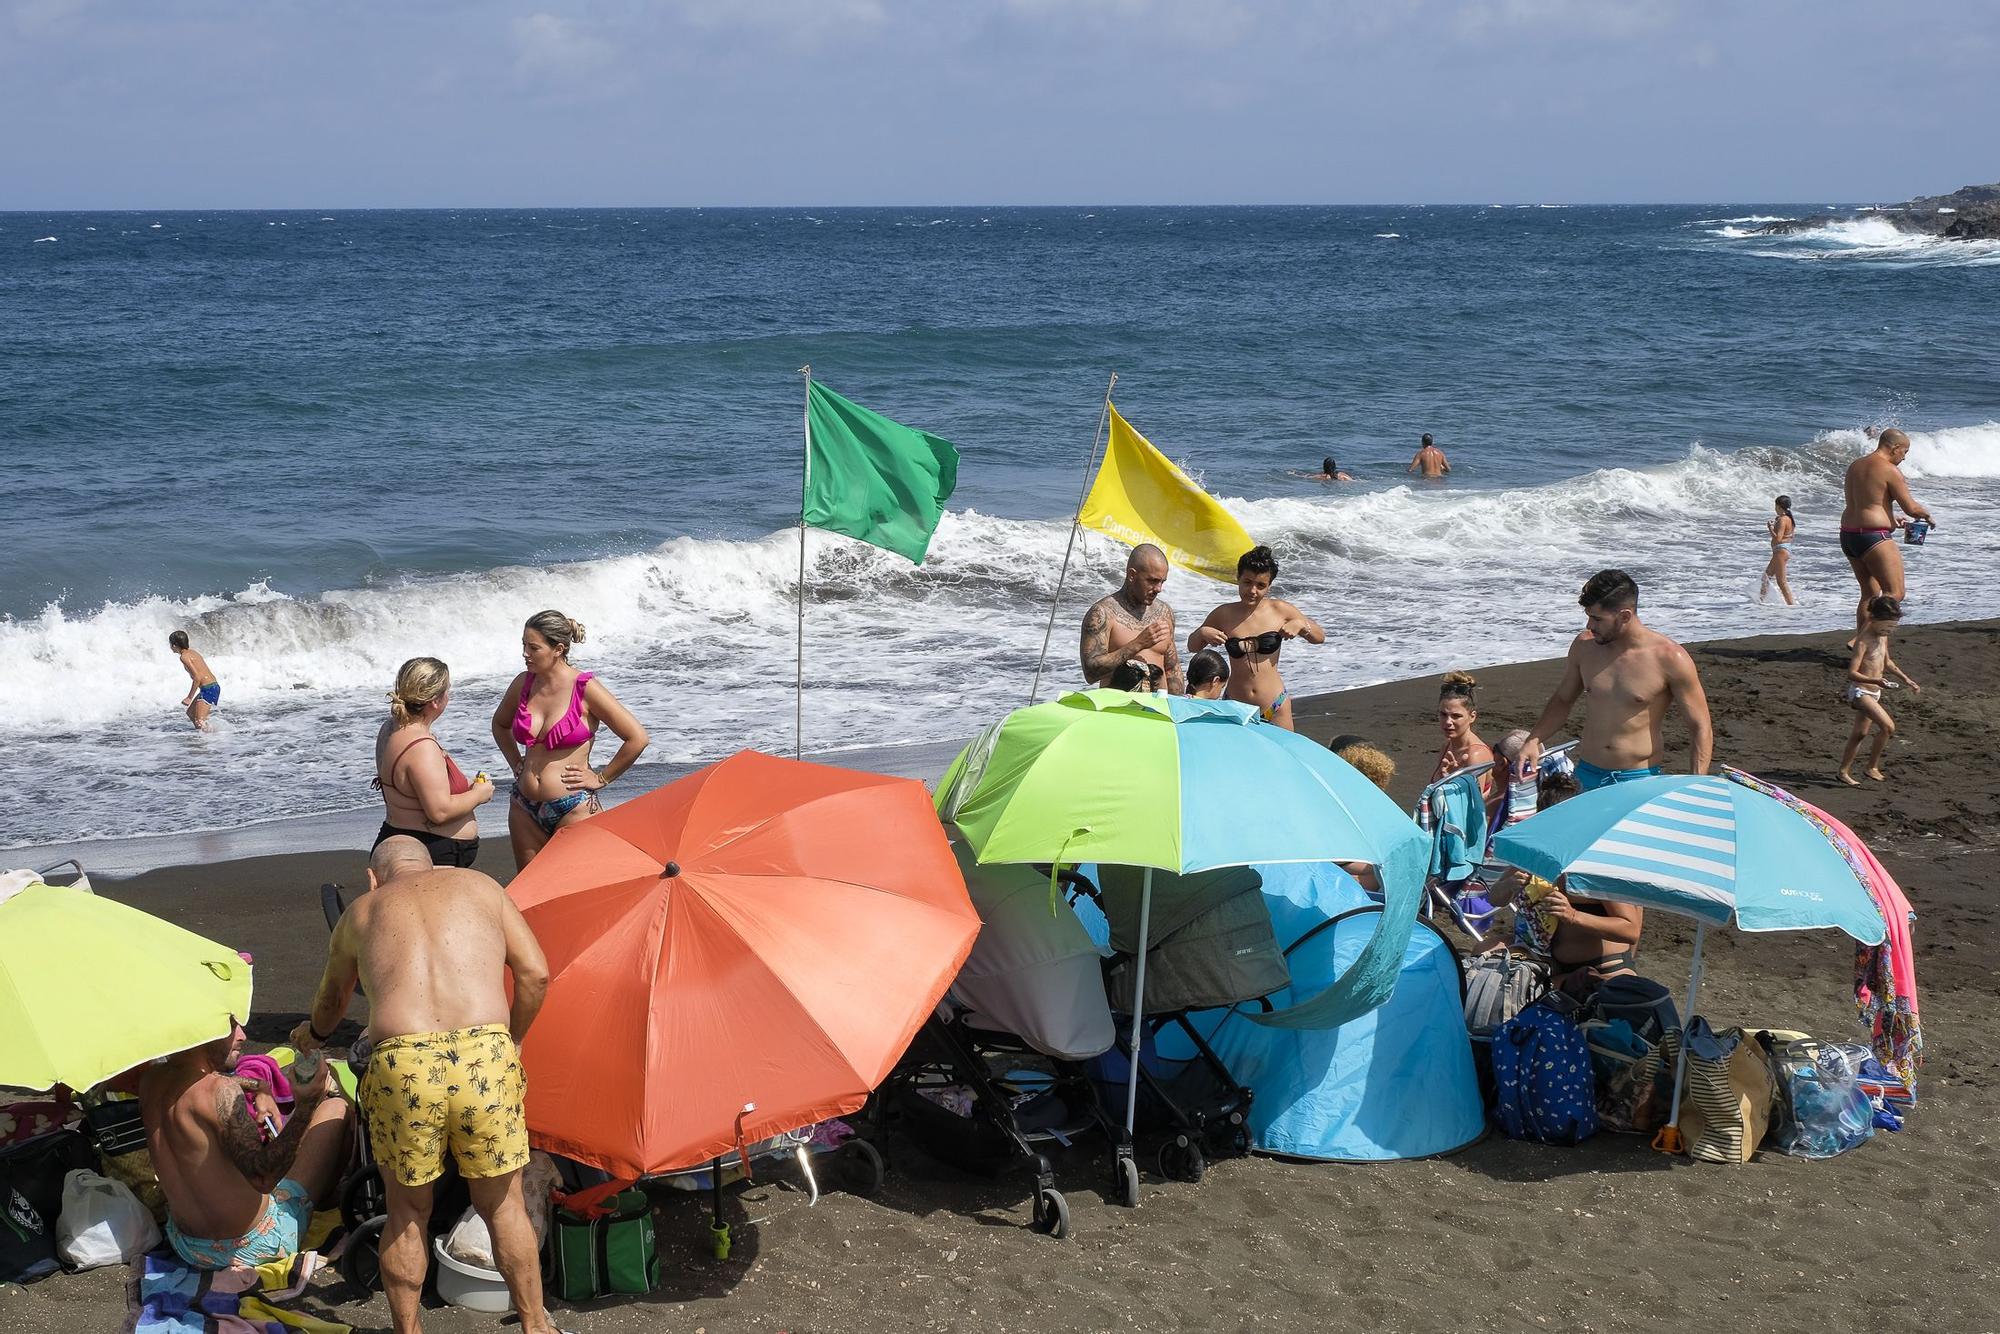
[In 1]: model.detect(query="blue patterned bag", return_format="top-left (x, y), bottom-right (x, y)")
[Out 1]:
top-left (1492, 1001), bottom-right (1599, 1144)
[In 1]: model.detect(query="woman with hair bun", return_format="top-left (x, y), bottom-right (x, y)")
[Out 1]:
top-left (1430, 670), bottom-right (1496, 798)
top-left (372, 656), bottom-right (494, 867)
top-left (490, 609), bottom-right (650, 869)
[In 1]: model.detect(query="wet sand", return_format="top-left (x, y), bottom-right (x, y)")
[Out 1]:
top-left (9, 620), bottom-right (1999, 1333)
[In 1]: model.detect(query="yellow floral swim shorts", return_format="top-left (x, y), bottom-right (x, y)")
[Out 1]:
top-left (358, 1025), bottom-right (530, 1188)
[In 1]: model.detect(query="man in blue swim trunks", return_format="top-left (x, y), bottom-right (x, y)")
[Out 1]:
top-left (1515, 569), bottom-right (1713, 790)
top-left (139, 1019), bottom-right (349, 1269)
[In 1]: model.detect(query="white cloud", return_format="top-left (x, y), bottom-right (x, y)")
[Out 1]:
top-left (1451, 0), bottom-right (1677, 41)
top-left (510, 12), bottom-right (616, 88)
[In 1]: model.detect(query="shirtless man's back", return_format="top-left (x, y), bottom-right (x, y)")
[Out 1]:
top-left (1840, 428), bottom-right (1933, 639)
top-left (1517, 569), bottom-right (1712, 790)
top-left (294, 839), bottom-right (555, 1334)
top-left (1081, 543), bottom-right (1184, 694)
top-left (1408, 434), bottom-right (1450, 479)
top-left (139, 1025), bottom-right (346, 1268)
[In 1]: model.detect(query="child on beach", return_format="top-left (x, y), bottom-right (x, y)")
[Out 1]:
top-left (1840, 595), bottom-right (1920, 786)
top-left (1186, 649), bottom-right (1229, 699)
top-left (169, 630), bottom-right (221, 730)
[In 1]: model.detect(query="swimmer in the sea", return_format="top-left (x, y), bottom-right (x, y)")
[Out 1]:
top-left (170, 630), bottom-right (221, 731)
top-left (1306, 456), bottom-right (1354, 482)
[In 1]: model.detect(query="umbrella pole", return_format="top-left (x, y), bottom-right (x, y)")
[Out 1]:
top-left (1123, 865), bottom-right (1152, 1140)
top-left (1026, 370), bottom-right (1117, 705)
top-left (1657, 922), bottom-right (1706, 1154)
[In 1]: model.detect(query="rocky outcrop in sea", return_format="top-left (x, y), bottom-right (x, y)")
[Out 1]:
top-left (1758, 181), bottom-right (2000, 241)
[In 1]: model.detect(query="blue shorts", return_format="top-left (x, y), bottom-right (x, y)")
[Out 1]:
top-left (196, 683), bottom-right (221, 706)
top-left (1574, 760), bottom-right (1664, 792)
top-left (166, 1176), bottom-right (311, 1269)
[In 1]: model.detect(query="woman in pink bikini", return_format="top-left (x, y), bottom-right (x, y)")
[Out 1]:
top-left (489, 610), bottom-right (650, 869)
top-left (374, 656), bottom-right (495, 867)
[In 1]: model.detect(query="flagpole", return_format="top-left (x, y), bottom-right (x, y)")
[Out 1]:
top-left (1026, 370), bottom-right (1116, 704)
top-left (796, 364), bottom-right (812, 760)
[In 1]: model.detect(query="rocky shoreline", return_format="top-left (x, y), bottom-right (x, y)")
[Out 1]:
top-left (1758, 181), bottom-right (2000, 241)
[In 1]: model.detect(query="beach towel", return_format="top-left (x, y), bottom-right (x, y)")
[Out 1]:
top-left (125, 1248), bottom-right (349, 1334)
top-left (1721, 768), bottom-right (1922, 1087)
top-left (1422, 771), bottom-right (1489, 885)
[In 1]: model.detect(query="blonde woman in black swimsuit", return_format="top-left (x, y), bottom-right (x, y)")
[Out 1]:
top-left (373, 657), bottom-right (494, 867)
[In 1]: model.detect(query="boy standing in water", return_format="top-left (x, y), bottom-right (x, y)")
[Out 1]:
top-left (170, 630), bottom-right (221, 730)
top-left (1187, 546), bottom-right (1324, 730)
top-left (1839, 595), bottom-right (1919, 786)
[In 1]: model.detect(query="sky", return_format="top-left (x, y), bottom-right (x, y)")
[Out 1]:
top-left (2, 0), bottom-right (1995, 208)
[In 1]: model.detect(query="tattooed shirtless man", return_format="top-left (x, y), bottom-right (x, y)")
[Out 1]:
top-left (1080, 543), bottom-right (1184, 695)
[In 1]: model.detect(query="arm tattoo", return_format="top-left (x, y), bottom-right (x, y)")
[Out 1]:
top-left (1162, 613), bottom-right (1185, 694)
top-left (1079, 604), bottom-right (1117, 682)
top-left (215, 1080), bottom-right (315, 1185)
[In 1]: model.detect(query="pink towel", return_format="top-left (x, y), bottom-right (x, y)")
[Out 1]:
top-left (233, 1054), bottom-right (295, 1107)
top-left (1721, 766), bottom-right (1922, 1088)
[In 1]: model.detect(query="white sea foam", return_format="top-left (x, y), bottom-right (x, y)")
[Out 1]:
top-left (10, 425), bottom-right (1999, 848)
top-left (33, 236), bottom-right (56, 243)
top-left (1374, 232), bottom-right (1401, 239)
top-left (1690, 216), bottom-right (1793, 226)
top-left (1718, 216), bottom-right (2000, 267)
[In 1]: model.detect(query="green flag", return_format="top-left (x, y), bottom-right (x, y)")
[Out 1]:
top-left (804, 381), bottom-right (960, 564)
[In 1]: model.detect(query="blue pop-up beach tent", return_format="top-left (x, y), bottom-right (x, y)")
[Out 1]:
top-left (1078, 862), bottom-right (1484, 1162)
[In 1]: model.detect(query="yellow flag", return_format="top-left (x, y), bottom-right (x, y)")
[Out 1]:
top-left (1077, 405), bottom-right (1257, 582)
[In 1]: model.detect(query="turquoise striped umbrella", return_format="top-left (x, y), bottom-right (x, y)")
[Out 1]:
top-left (1491, 773), bottom-right (1884, 1152)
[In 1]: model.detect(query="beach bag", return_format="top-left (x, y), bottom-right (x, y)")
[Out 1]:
top-left (1463, 951), bottom-right (1548, 1035)
top-left (1491, 1001), bottom-right (1597, 1145)
top-left (1677, 1020), bottom-right (1776, 1164)
top-left (0, 1130), bottom-right (95, 1284)
top-left (55, 1168), bottom-right (160, 1269)
top-left (551, 1189), bottom-right (657, 1303)
top-left (1768, 1039), bottom-right (1875, 1160)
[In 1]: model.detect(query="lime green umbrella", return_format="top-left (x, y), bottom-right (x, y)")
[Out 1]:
top-left (938, 690), bottom-right (1430, 1200)
top-left (0, 884), bottom-right (254, 1092)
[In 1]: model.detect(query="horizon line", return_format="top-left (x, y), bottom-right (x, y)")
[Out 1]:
top-left (0, 199), bottom-right (1884, 215)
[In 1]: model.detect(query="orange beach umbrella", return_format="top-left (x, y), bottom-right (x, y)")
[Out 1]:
top-left (506, 750), bottom-right (978, 1178)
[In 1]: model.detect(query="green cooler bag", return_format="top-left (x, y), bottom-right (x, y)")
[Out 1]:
top-left (551, 1188), bottom-right (658, 1302)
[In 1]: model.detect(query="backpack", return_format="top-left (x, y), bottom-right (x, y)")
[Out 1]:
top-left (1492, 1001), bottom-right (1599, 1144)
top-left (1463, 951), bottom-right (1549, 1035)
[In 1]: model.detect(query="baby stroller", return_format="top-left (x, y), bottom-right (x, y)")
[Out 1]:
top-left (884, 854), bottom-right (1118, 1239)
top-left (1087, 864), bottom-right (1288, 1192)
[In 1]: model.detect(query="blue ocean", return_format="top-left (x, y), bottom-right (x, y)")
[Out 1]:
top-left (3, 205), bottom-right (1996, 848)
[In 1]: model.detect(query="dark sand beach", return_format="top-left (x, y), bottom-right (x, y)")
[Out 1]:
top-left (9, 620), bottom-right (1999, 1334)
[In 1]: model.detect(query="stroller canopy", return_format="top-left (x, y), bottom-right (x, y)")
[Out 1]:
top-left (947, 845), bottom-right (1115, 1062)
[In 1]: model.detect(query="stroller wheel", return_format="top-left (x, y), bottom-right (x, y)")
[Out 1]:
top-left (337, 1215), bottom-right (387, 1291)
top-left (339, 1165), bottom-right (386, 1229)
top-left (835, 1138), bottom-right (885, 1197)
top-left (1158, 1138), bottom-right (1206, 1185)
top-left (1114, 1153), bottom-right (1141, 1209)
top-left (1030, 1186), bottom-right (1070, 1239)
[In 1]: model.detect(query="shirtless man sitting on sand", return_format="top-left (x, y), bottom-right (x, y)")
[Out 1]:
top-left (1408, 433), bottom-right (1450, 479)
top-left (139, 1018), bottom-right (349, 1269)
top-left (1516, 569), bottom-right (1713, 790)
top-left (1840, 428), bottom-right (1935, 643)
top-left (1188, 545), bottom-right (1324, 730)
top-left (1081, 543), bottom-right (1185, 694)
top-left (292, 838), bottom-right (558, 1334)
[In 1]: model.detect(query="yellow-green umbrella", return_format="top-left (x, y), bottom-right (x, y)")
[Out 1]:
top-left (0, 884), bottom-right (253, 1092)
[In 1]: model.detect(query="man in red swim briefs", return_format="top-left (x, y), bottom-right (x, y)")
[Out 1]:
top-left (1840, 428), bottom-right (1935, 643)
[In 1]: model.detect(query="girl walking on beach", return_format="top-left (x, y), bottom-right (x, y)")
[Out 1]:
top-left (373, 657), bottom-right (494, 867)
top-left (1760, 494), bottom-right (1797, 605)
top-left (1429, 672), bottom-right (1496, 798)
top-left (491, 610), bottom-right (650, 869)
